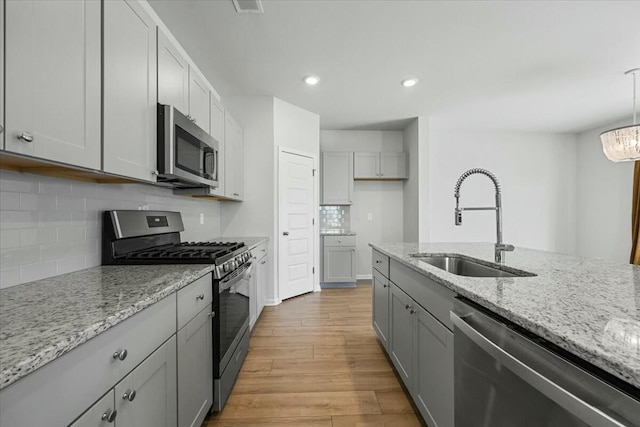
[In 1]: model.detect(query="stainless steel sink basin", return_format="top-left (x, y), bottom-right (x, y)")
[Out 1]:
top-left (409, 254), bottom-right (535, 278)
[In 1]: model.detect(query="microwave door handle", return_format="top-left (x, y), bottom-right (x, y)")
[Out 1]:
top-left (212, 149), bottom-right (218, 186)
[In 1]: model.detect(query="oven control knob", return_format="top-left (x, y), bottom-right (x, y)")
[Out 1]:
top-left (223, 264), bottom-right (229, 272)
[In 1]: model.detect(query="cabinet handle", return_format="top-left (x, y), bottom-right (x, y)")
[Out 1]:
top-left (122, 389), bottom-right (137, 402)
top-left (338, 240), bottom-right (342, 243)
top-left (208, 311), bottom-right (215, 318)
top-left (405, 304), bottom-right (410, 310)
top-left (261, 249), bottom-right (266, 252)
top-left (410, 308), bottom-right (416, 314)
top-left (112, 349), bottom-right (128, 361)
top-left (17, 132), bottom-right (34, 143)
top-left (196, 293), bottom-right (205, 301)
top-left (102, 409), bottom-right (117, 423)
top-left (0, 125), bottom-right (4, 134)
top-left (152, 170), bottom-right (160, 176)
top-left (261, 260), bottom-right (266, 265)
top-left (375, 260), bottom-right (382, 264)
top-left (233, 193), bottom-right (240, 196)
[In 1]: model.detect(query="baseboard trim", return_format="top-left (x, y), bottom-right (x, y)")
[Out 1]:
top-left (264, 298), bottom-right (281, 306)
top-left (356, 274), bottom-right (372, 281)
top-left (320, 282), bottom-right (356, 289)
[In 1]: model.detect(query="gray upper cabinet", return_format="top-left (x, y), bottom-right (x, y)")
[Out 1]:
top-left (157, 28), bottom-right (189, 114)
top-left (5, 0), bottom-right (101, 169)
top-left (115, 336), bottom-right (177, 427)
top-left (414, 304), bottom-right (454, 427)
top-left (188, 67), bottom-right (211, 132)
top-left (103, 0), bottom-right (157, 182)
top-left (69, 391), bottom-right (116, 427)
top-left (224, 112), bottom-right (244, 200)
top-left (354, 152), bottom-right (407, 180)
top-left (372, 269), bottom-right (390, 351)
top-left (321, 152), bottom-right (354, 205)
top-left (209, 96), bottom-right (226, 196)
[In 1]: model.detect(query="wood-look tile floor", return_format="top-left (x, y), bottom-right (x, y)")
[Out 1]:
top-left (204, 284), bottom-right (424, 427)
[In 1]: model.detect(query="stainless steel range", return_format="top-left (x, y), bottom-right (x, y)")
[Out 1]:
top-left (102, 210), bottom-right (252, 411)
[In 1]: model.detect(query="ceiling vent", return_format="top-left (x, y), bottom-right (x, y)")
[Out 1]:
top-left (232, 0), bottom-right (264, 14)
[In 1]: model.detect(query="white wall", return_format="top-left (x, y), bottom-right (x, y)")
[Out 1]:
top-left (576, 119), bottom-right (633, 262)
top-left (0, 170), bottom-right (221, 288)
top-left (427, 127), bottom-right (578, 254)
top-left (402, 119), bottom-right (419, 241)
top-left (320, 130), bottom-right (404, 277)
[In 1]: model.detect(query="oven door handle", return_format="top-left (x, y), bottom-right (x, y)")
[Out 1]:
top-left (219, 262), bottom-right (253, 292)
top-left (450, 312), bottom-right (625, 427)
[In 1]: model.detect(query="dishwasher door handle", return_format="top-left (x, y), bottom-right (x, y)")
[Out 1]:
top-left (450, 312), bottom-right (626, 427)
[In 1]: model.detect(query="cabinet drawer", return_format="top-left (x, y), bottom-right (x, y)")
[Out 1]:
top-left (0, 293), bottom-right (176, 427)
top-left (373, 250), bottom-right (389, 277)
top-left (323, 235), bottom-right (356, 247)
top-left (253, 241), bottom-right (268, 260)
top-left (177, 273), bottom-right (212, 330)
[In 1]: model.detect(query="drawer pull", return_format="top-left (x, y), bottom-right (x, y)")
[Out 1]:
top-left (112, 349), bottom-right (128, 361)
top-left (375, 260), bottom-right (382, 264)
top-left (383, 284), bottom-right (388, 288)
top-left (122, 389), bottom-right (137, 402)
top-left (261, 260), bottom-right (266, 265)
top-left (405, 304), bottom-right (411, 310)
top-left (208, 311), bottom-right (215, 318)
top-left (102, 409), bottom-right (117, 423)
top-left (17, 132), bottom-right (34, 143)
top-left (196, 294), bottom-right (205, 301)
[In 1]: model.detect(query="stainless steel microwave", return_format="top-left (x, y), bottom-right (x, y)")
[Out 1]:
top-left (157, 104), bottom-right (219, 188)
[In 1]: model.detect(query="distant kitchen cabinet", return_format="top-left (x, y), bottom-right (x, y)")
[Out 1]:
top-left (157, 28), bottom-right (189, 114)
top-left (4, 0), bottom-right (101, 169)
top-left (322, 235), bottom-right (357, 283)
top-left (103, 0), bottom-right (158, 182)
top-left (321, 152), bottom-right (354, 205)
top-left (354, 152), bottom-right (408, 179)
top-left (208, 96), bottom-right (226, 196)
top-left (224, 112), bottom-right (244, 200)
top-left (250, 241), bottom-right (269, 329)
top-left (372, 268), bottom-right (390, 351)
top-left (188, 67), bottom-right (211, 132)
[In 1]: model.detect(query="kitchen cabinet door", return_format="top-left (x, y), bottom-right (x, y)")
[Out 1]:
top-left (5, 0), bottom-right (100, 169)
top-left (69, 391), bottom-right (116, 427)
top-left (224, 112), bottom-right (244, 200)
top-left (414, 304), bottom-right (454, 427)
top-left (157, 28), bottom-right (189, 114)
top-left (188, 67), bottom-right (211, 132)
top-left (321, 152), bottom-right (353, 205)
top-left (380, 152), bottom-right (408, 179)
top-left (354, 152), bottom-right (379, 178)
top-left (177, 308), bottom-right (213, 427)
top-left (256, 253), bottom-right (269, 320)
top-left (372, 269), bottom-right (390, 351)
top-left (115, 336), bottom-right (177, 427)
top-left (103, 0), bottom-right (157, 182)
top-left (323, 246), bottom-right (357, 282)
top-left (390, 282), bottom-right (414, 390)
top-left (250, 264), bottom-right (258, 329)
top-left (209, 96), bottom-right (225, 196)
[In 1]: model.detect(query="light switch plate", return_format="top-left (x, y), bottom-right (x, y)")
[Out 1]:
top-left (200, 213), bottom-right (205, 224)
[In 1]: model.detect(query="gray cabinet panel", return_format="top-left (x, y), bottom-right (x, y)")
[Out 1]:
top-left (380, 152), bottom-right (408, 179)
top-left (115, 336), bottom-right (177, 427)
top-left (353, 152), bottom-right (379, 178)
top-left (389, 282), bottom-right (414, 389)
top-left (414, 304), bottom-right (454, 427)
top-left (323, 246), bottom-right (356, 282)
top-left (178, 307), bottom-right (213, 427)
top-left (256, 253), bottom-right (268, 320)
top-left (69, 391), bottom-right (115, 427)
top-left (321, 152), bottom-right (353, 205)
top-left (177, 273), bottom-right (212, 330)
top-left (372, 249), bottom-right (389, 277)
top-left (372, 269), bottom-right (390, 351)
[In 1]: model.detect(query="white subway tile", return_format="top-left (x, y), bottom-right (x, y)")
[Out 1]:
top-left (1, 247), bottom-right (40, 268)
top-left (85, 253), bottom-right (101, 268)
top-left (0, 229), bottom-right (21, 249)
top-left (57, 226), bottom-right (85, 242)
top-left (20, 193), bottom-right (57, 211)
top-left (39, 178), bottom-right (72, 195)
top-left (0, 211), bottom-right (39, 229)
top-left (57, 196), bottom-right (86, 212)
top-left (0, 171), bottom-right (39, 193)
top-left (40, 242), bottom-right (70, 261)
top-left (0, 267), bottom-right (22, 289)
top-left (21, 260), bottom-right (57, 283)
top-left (20, 228), bottom-right (57, 246)
top-left (57, 255), bottom-right (86, 275)
top-left (39, 211), bottom-right (73, 228)
top-left (0, 192), bottom-right (20, 210)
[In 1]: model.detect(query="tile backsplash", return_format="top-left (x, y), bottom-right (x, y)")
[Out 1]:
top-left (319, 206), bottom-right (350, 231)
top-left (0, 170), bottom-right (221, 289)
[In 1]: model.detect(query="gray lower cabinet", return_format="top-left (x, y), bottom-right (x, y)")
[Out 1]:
top-left (414, 303), bottom-right (454, 427)
top-left (177, 307), bottom-right (213, 427)
top-left (323, 246), bottom-right (357, 282)
top-left (372, 269), bottom-right (390, 351)
top-left (115, 336), bottom-right (177, 427)
top-left (69, 391), bottom-right (116, 427)
top-left (389, 283), bottom-right (414, 388)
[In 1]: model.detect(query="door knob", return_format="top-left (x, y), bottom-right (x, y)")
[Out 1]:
top-left (283, 231), bottom-right (289, 236)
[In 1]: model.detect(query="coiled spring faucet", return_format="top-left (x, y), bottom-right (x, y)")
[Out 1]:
top-left (454, 168), bottom-right (514, 263)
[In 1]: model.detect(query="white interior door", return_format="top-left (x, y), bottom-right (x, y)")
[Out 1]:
top-left (279, 150), bottom-right (316, 301)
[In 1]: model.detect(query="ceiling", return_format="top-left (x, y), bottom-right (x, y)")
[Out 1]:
top-left (148, 0), bottom-right (640, 132)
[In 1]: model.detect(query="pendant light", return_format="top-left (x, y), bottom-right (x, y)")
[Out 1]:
top-left (601, 68), bottom-right (640, 162)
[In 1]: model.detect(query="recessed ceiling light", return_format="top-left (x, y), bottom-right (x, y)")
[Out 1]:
top-left (304, 75), bottom-right (320, 86)
top-left (401, 78), bottom-right (419, 88)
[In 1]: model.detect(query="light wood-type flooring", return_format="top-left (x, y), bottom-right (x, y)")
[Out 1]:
top-left (204, 284), bottom-right (424, 427)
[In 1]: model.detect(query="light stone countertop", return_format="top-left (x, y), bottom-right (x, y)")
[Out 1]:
top-left (370, 242), bottom-right (640, 389)
top-left (0, 264), bottom-right (214, 391)
top-left (320, 230), bottom-right (357, 236)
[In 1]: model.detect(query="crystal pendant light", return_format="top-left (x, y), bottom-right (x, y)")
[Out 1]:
top-left (601, 68), bottom-right (640, 162)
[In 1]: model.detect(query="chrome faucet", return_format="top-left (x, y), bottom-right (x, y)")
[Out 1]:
top-left (454, 168), bottom-right (514, 263)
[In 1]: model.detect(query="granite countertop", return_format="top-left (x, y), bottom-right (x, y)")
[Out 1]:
top-left (320, 230), bottom-right (357, 236)
top-left (211, 236), bottom-right (269, 251)
top-left (0, 264), bottom-right (214, 391)
top-left (370, 242), bottom-right (640, 389)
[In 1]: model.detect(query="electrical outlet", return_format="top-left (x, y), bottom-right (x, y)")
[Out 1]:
top-left (367, 213), bottom-right (373, 221)
top-left (200, 213), bottom-right (205, 225)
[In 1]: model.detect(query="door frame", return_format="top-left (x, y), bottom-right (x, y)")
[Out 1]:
top-left (276, 146), bottom-right (320, 303)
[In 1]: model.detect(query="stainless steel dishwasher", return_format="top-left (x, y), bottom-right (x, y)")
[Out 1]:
top-left (451, 298), bottom-right (640, 427)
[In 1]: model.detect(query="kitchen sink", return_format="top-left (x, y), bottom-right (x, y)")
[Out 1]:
top-left (409, 254), bottom-right (536, 278)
